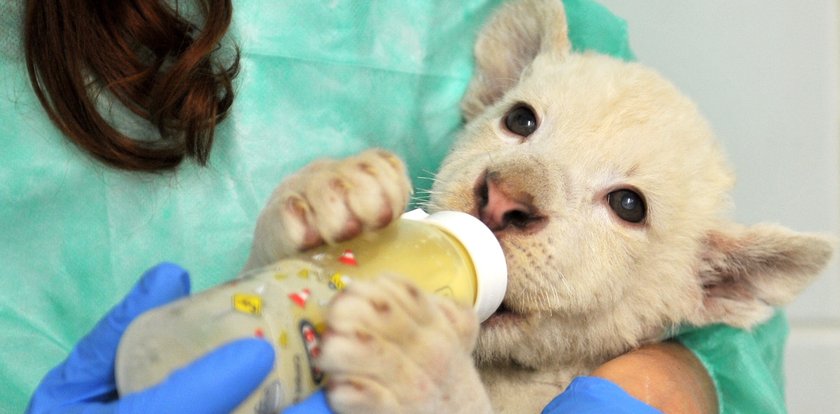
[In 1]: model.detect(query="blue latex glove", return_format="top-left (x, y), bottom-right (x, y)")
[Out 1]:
top-left (542, 376), bottom-right (663, 414)
top-left (288, 377), bottom-right (657, 414)
top-left (26, 263), bottom-right (276, 414)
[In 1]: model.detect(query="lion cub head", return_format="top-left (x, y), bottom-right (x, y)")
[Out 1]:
top-left (426, 0), bottom-right (833, 371)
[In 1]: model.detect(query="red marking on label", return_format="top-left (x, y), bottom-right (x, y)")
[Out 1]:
top-left (339, 249), bottom-right (357, 266)
top-left (254, 328), bottom-right (264, 338)
top-left (288, 288), bottom-right (311, 308)
top-left (300, 320), bottom-right (324, 383)
top-left (304, 328), bottom-right (317, 342)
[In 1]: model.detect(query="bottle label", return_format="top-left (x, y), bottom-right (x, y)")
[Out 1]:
top-left (299, 319), bottom-right (324, 383)
top-left (232, 293), bottom-right (263, 315)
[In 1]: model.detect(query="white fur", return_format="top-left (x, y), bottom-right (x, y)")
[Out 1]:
top-left (247, 1), bottom-right (834, 412)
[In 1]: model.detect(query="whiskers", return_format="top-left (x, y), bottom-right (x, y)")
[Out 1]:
top-left (505, 239), bottom-right (567, 316)
top-left (410, 169), bottom-right (466, 211)
top-left (409, 171), bottom-right (439, 207)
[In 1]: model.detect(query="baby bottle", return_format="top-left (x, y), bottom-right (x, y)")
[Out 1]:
top-left (115, 209), bottom-right (507, 414)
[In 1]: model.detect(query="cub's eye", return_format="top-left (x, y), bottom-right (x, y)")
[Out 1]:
top-left (608, 189), bottom-right (647, 224)
top-left (503, 104), bottom-right (538, 137)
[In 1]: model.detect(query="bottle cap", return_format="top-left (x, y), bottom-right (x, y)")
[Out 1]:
top-left (402, 209), bottom-right (507, 322)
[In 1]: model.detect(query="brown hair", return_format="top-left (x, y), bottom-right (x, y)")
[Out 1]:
top-left (23, 0), bottom-right (239, 171)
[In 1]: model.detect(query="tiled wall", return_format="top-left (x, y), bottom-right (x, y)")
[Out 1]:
top-left (597, 1), bottom-right (840, 412)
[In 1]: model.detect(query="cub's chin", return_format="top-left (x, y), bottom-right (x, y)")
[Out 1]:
top-left (483, 303), bottom-right (524, 327)
top-left (475, 302), bottom-right (547, 369)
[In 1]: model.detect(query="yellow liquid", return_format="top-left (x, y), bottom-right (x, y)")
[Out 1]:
top-left (306, 218), bottom-right (478, 305)
top-left (116, 219), bottom-right (478, 413)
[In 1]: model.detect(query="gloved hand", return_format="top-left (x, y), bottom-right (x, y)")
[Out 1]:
top-left (26, 262), bottom-right (276, 414)
top-left (542, 376), bottom-right (663, 414)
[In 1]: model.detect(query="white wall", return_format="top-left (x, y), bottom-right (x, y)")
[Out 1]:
top-left (596, 1), bottom-right (840, 412)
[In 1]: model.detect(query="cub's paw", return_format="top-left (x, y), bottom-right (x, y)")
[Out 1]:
top-left (247, 149), bottom-right (411, 269)
top-left (319, 276), bottom-right (490, 414)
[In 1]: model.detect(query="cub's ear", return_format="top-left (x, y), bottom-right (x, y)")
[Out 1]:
top-left (461, 0), bottom-right (571, 120)
top-left (691, 223), bottom-right (834, 328)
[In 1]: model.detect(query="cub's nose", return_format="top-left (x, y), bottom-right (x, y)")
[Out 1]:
top-left (476, 172), bottom-right (546, 233)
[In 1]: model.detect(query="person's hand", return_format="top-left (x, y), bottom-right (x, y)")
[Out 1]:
top-left (26, 263), bottom-right (276, 414)
top-left (542, 376), bottom-right (662, 413)
top-left (544, 342), bottom-right (717, 414)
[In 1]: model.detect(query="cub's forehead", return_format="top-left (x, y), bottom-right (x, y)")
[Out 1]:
top-left (507, 53), bottom-right (719, 156)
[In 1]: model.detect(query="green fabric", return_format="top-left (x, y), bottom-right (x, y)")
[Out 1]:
top-left (677, 311), bottom-right (789, 414)
top-left (565, 0), bottom-right (635, 60)
top-left (0, 1), bottom-right (779, 413)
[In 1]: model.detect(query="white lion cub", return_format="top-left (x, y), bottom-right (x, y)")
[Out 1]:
top-left (245, 0), bottom-right (834, 412)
